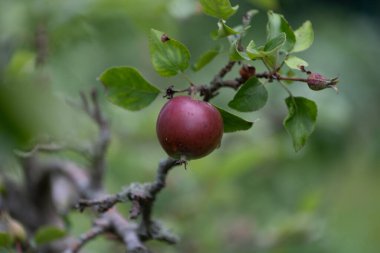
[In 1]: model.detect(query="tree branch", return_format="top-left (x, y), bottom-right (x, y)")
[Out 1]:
top-left (201, 61), bottom-right (238, 101)
top-left (64, 223), bottom-right (108, 253)
top-left (80, 89), bottom-right (110, 190)
top-left (75, 157), bottom-right (181, 248)
top-left (76, 158), bottom-right (179, 214)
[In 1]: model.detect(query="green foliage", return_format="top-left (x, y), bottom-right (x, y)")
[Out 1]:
top-left (263, 32), bottom-right (286, 53)
top-left (95, 7), bottom-right (326, 151)
top-left (228, 77), bottom-right (268, 112)
top-left (99, 67), bottom-right (160, 111)
top-left (2, 1), bottom-right (379, 253)
top-left (284, 97), bottom-right (318, 151)
top-left (192, 46), bottom-right (221, 71)
top-left (34, 226), bottom-right (67, 246)
top-left (246, 40), bottom-right (264, 60)
top-left (267, 11), bottom-right (296, 52)
top-left (199, 0), bottom-right (238, 20)
top-left (211, 20), bottom-right (239, 40)
top-left (0, 232), bottom-right (13, 248)
top-left (149, 29), bottom-right (190, 77)
top-left (249, 0), bottom-right (279, 10)
top-left (229, 40), bottom-right (250, 61)
top-left (285, 55), bottom-right (308, 69)
top-left (292, 21), bottom-right (314, 53)
top-left (215, 106), bottom-right (253, 132)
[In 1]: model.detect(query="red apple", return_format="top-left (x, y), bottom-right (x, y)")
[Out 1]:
top-left (156, 96), bottom-right (223, 160)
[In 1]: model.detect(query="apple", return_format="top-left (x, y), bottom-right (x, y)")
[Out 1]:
top-left (156, 96), bottom-right (223, 160)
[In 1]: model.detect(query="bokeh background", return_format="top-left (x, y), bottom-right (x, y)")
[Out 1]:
top-left (1, 0), bottom-right (380, 252)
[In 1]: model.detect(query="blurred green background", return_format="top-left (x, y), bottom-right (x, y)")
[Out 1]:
top-left (1, 0), bottom-right (380, 252)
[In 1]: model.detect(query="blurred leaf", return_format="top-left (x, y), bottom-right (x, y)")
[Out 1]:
top-left (228, 77), bottom-right (268, 112)
top-left (4, 50), bottom-right (35, 77)
top-left (262, 50), bottom-right (287, 70)
top-left (192, 46), bottom-right (221, 71)
top-left (292, 21), bottom-right (314, 53)
top-left (246, 41), bottom-right (263, 60)
top-left (284, 69), bottom-right (296, 84)
top-left (267, 11), bottom-right (295, 52)
top-left (0, 177), bottom-right (5, 195)
top-left (199, 0), bottom-right (238, 20)
top-left (214, 106), bottom-right (253, 132)
top-left (211, 20), bottom-right (239, 39)
top-left (229, 40), bottom-right (250, 61)
top-left (285, 55), bottom-right (308, 70)
top-left (149, 29), bottom-right (190, 76)
top-left (284, 96), bottom-right (317, 151)
top-left (249, 0), bottom-right (279, 10)
top-left (0, 84), bottom-right (71, 147)
top-left (34, 226), bottom-right (66, 246)
top-left (0, 232), bottom-right (13, 248)
top-left (99, 66), bottom-right (160, 111)
top-left (263, 32), bottom-right (286, 53)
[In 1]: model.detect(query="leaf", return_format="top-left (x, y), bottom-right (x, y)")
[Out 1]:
top-left (285, 55), bottom-right (308, 70)
top-left (34, 226), bottom-right (67, 246)
top-left (229, 40), bottom-right (250, 61)
top-left (192, 46), bottom-right (221, 71)
top-left (261, 50), bottom-right (287, 70)
top-left (267, 11), bottom-right (296, 52)
top-left (284, 69), bottom-right (296, 84)
top-left (149, 29), bottom-right (190, 77)
top-left (199, 0), bottom-right (239, 20)
top-left (246, 41), bottom-right (263, 60)
top-left (211, 20), bottom-right (239, 39)
top-left (228, 77), bottom-right (268, 112)
top-left (249, 0), bottom-right (279, 9)
top-left (0, 176), bottom-right (6, 195)
top-left (214, 106), bottom-right (253, 132)
top-left (283, 96), bottom-right (317, 151)
top-left (0, 232), bottom-right (13, 248)
top-left (263, 32), bottom-right (286, 53)
top-left (292, 20), bottom-right (314, 53)
top-left (99, 66), bottom-right (160, 111)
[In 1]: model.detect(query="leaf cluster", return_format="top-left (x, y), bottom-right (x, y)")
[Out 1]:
top-left (98, 0), bottom-right (329, 152)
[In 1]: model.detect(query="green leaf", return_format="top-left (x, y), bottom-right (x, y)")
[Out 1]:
top-left (214, 106), bottom-right (253, 132)
top-left (283, 96), bottom-right (317, 151)
top-left (228, 77), bottom-right (268, 112)
top-left (285, 55), bottom-right (308, 70)
top-left (284, 69), bottom-right (296, 84)
top-left (263, 32), bottom-right (286, 53)
top-left (0, 232), bottom-right (13, 248)
top-left (267, 11), bottom-right (296, 52)
top-left (34, 226), bottom-right (67, 246)
top-left (199, 0), bottom-right (239, 20)
top-left (99, 66), bottom-right (160, 111)
top-left (261, 50), bottom-right (287, 70)
top-left (292, 21), bottom-right (314, 53)
top-left (192, 46), bottom-right (221, 71)
top-left (249, 0), bottom-right (279, 9)
top-left (229, 40), bottom-right (250, 61)
top-left (246, 41), bottom-right (263, 60)
top-left (149, 29), bottom-right (190, 77)
top-left (211, 20), bottom-right (239, 39)
top-left (0, 176), bottom-right (6, 195)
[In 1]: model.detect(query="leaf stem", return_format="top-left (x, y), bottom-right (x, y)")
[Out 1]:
top-left (181, 72), bottom-right (194, 86)
top-left (278, 80), bottom-right (293, 97)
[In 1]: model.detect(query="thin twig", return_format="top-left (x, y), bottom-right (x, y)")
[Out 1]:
top-left (80, 89), bottom-right (110, 190)
top-left (76, 158), bottom-right (179, 216)
top-left (64, 224), bottom-right (108, 253)
top-left (202, 61), bottom-right (237, 101)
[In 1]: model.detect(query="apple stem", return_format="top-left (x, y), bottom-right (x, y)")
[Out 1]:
top-left (179, 155), bottom-right (189, 170)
